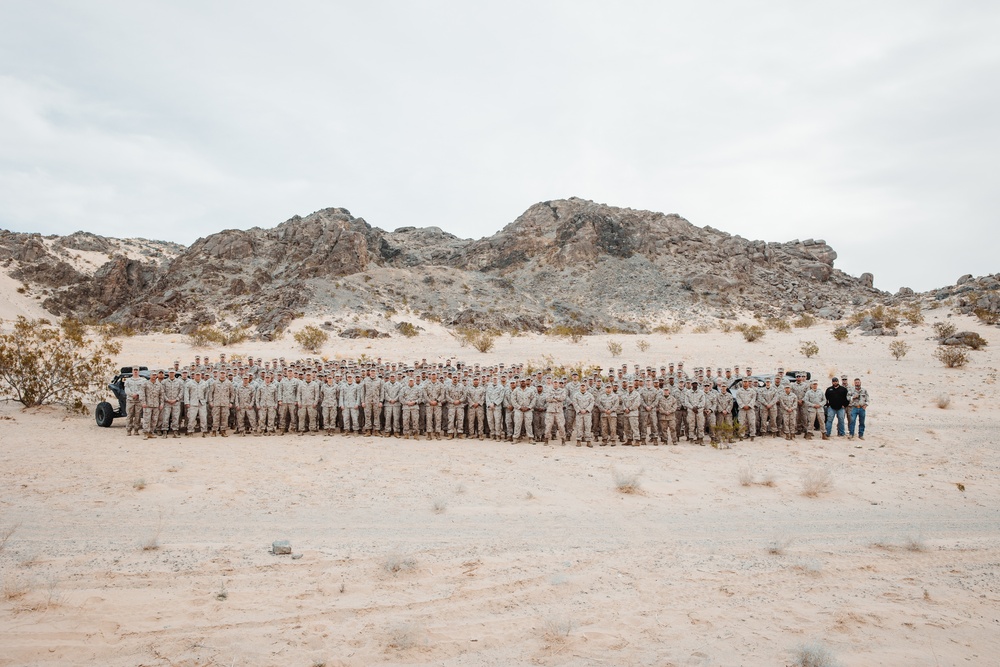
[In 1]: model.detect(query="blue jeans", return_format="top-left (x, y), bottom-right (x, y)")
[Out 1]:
top-left (849, 407), bottom-right (866, 437)
top-left (825, 407), bottom-right (845, 436)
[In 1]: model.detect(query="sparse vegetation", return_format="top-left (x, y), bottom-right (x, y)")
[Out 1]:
top-left (471, 331), bottom-right (496, 353)
top-left (889, 340), bottom-right (909, 360)
top-left (548, 324), bottom-right (587, 343)
top-left (692, 322), bottom-right (714, 334)
top-left (904, 534), bottom-right (926, 552)
top-left (901, 304), bottom-right (924, 325)
top-left (0, 522), bottom-right (19, 553)
top-left (612, 467), bottom-right (643, 494)
top-left (800, 340), bottom-right (820, 358)
top-left (653, 322), bottom-right (684, 335)
top-left (793, 313), bottom-right (817, 328)
top-left (386, 621), bottom-right (423, 650)
top-left (767, 317), bottom-right (792, 332)
top-left (801, 468), bottom-right (834, 497)
top-left (607, 340), bottom-right (623, 357)
top-left (738, 324), bottom-right (766, 342)
top-left (636, 339), bottom-right (650, 352)
top-left (215, 579), bottom-right (228, 601)
top-left (431, 498), bottom-right (447, 514)
top-left (133, 478), bottom-right (146, 491)
top-left (738, 463), bottom-right (754, 487)
top-left (960, 331), bottom-right (988, 350)
top-left (397, 321), bottom-right (419, 338)
top-left (3, 576), bottom-right (29, 600)
top-left (766, 535), bottom-right (792, 555)
top-left (542, 616), bottom-right (574, 641)
top-left (0, 316), bottom-right (121, 408)
top-left (936, 394), bottom-right (951, 409)
top-left (934, 346), bottom-right (968, 368)
top-left (188, 325), bottom-right (248, 347)
top-left (832, 327), bottom-right (848, 341)
top-left (791, 641), bottom-right (839, 667)
top-left (933, 321), bottom-right (957, 341)
top-left (384, 550), bottom-right (418, 574)
top-left (973, 307), bottom-right (999, 325)
top-left (294, 325), bottom-right (329, 353)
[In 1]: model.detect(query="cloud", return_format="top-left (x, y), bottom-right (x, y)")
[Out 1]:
top-left (0, 1), bottom-right (997, 291)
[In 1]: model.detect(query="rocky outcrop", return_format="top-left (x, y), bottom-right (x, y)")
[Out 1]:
top-left (2, 197), bottom-right (892, 336)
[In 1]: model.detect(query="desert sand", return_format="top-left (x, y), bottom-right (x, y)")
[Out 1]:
top-left (2, 314), bottom-right (999, 666)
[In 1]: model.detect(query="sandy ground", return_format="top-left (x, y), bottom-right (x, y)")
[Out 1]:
top-left (2, 315), bottom-right (999, 666)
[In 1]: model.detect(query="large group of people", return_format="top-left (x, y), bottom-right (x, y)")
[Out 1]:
top-left (121, 354), bottom-right (871, 447)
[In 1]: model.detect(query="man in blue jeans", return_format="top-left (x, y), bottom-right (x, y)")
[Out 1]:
top-left (824, 377), bottom-right (849, 437)
top-left (848, 378), bottom-right (870, 440)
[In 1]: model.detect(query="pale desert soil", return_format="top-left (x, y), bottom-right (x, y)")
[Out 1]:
top-left (2, 315), bottom-right (999, 666)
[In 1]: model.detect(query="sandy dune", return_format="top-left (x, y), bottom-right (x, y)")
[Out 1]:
top-left (1, 317), bottom-right (999, 666)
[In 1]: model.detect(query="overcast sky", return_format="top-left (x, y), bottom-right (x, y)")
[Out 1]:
top-left (2, 1), bottom-right (998, 292)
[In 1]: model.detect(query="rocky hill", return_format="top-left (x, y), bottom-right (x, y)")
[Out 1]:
top-left (1, 197), bottom-right (893, 337)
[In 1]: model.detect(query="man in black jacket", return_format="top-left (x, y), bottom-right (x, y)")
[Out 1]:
top-left (824, 377), bottom-right (850, 437)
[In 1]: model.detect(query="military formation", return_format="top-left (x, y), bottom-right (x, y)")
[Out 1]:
top-left (121, 355), bottom-right (871, 445)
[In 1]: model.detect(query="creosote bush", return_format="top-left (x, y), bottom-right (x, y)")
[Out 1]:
top-left (832, 327), bottom-right (848, 341)
top-left (294, 325), bottom-right (329, 353)
top-left (800, 340), bottom-right (820, 358)
top-left (973, 307), bottom-right (999, 325)
top-left (607, 340), bottom-right (623, 357)
top-left (934, 346), bottom-right (968, 368)
top-left (189, 325), bottom-right (248, 347)
top-left (738, 324), bottom-right (766, 342)
top-left (636, 339), bottom-right (650, 352)
top-left (793, 313), bottom-right (817, 328)
top-left (767, 317), bottom-right (792, 332)
top-left (0, 317), bottom-right (121, 408)
top-left (471, 331), bottom-right (496, 353)
top-left (889, 340), bottom-right (909, 360)
top-left (397, 322), bottom-right (419, 338)
top-left (933, 321), bottom-right (956, 341)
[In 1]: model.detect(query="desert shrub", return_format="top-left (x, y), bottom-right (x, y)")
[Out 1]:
top-left (936, 394), bottom-right (950, 409)
top-left (868, 305), bottom-right (900, 329)
top-left (739, 325), bottom-right (766, 342)
top-left (384, 551), bottom-right (417, 574)
top-left (901, 304), bottom-right (924, 325)
top-left (471, 332), bottom-right (496, 353)
top-left (832, 327), bottom-right (848, 341)
top-left (692, 323), bottom-right (714, 334)
top-left (960, 332), bottom-right (988, 350)
top-left (653, 322), bottom-right (684, 335)
top-left (189, 325), bottom-right (226, 347)
top-left (793, 313), bottom-right (816, 328)
top-left (636, 339), bottom-right (650, 352)
top-left (0, 316), bottom-right (121, 408)
top-left (718, 320), bottom-right (734, 333)
top-left (801, 468), bottom-right (834, 497)
top-left (767, 318), bottom-right (792, 332)
top-left (934, 346), bottom-right (968, 368)
top-left (933, 321), bottom-right (956, 341)
top-left (889, 340), bottom-right (909, 360)
top-left (99, 321), bottom-right (137, 338)
top-left (548, 324), bottom-right (587, 343)
top-left (397, 321), bottom-right (419, 338)
top-left (800, 341), bottom-right (820, 358)
top-left (612, 467), bottom-right (643, 494)
top-left (791, 642), bottom-right (839, 667)
top-left (294, 325), bottom-right (329, 353)
top-left (973, 307), bottom-right (999, 325)
top-left (738, 464), bottom-right (754, 487)
top-left (607, 340), bottom-right (623, 357)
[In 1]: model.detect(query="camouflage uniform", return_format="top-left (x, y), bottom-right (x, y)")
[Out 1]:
top-left (123, 371), bottom-right (146, 435)
top-left (401, 380), bottom-right (424, 437)
top-left (596, 388), bottom-right (621, 445)
top-left (544, 383), bottom-right (568, 442)
top-left (467, 380), bottom-right (486, 438)
top-left (656, 388), bottom-right (678, 446)
top-left (382, 378), bottom-right (403, 436)
top-left (571, 386), bottom-right (595, 445)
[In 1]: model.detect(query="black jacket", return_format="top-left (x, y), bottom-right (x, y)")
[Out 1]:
top-left (825, 385), bottom-right (849, 410)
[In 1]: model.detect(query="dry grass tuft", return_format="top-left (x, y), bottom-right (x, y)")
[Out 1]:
top-left (542, 616), bottom-right (574, 642)
top-left (384, 550), bottom-right (418, 574)
top-left (766, 535), bottom-right (792, 555)
top-left (611, 467), bottom-right (644, 494)
top-left (904, 534), bottom-right (926, 552)
top-left (936, 394), bottom-right (951, 409)
top-left (133, 478), bottom-right (146, 491)
top-left (791, 641), bottom-right (839, 667)
top-left (801, 468), bottom-right (834, 497)
top-left (3, 576), bottom-right (29, 600)
top-left (431, 498), bottom-right (447, 514)
top-left (0, 522), bottom-right (19, 553)
top-left (386, 621), bottom-right (424, 650)
top-left (738, 463), bottom-right (754, 487)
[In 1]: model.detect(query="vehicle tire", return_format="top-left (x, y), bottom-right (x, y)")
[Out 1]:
top-left (95, 401), bottom-right (115, 427)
